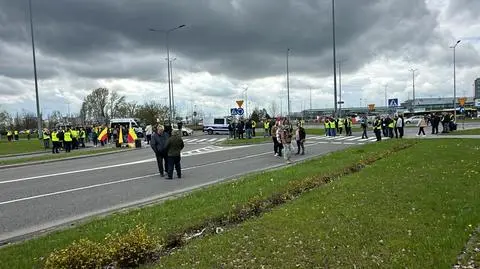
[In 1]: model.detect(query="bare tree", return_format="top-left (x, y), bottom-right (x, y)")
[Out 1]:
top-left (82, 88), bottom-right (127, 123)
top-left (135, 101), bottom-right (169, 125)
top-left (117, 101), bottom-right (138, 118)
top-left (108, 90), bottom-right (126, 119)
top-left (269, 100), bottom-right (279, 118)
top-left (49, 110), bottom-right (63, 127)
top-left (22, 109), bottom-right (37, 130)
top-left (0, 108), bottom-right (11, 131)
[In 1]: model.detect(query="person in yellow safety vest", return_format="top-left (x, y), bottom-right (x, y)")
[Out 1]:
top-left (338, 118), bottom-right (344, 135)
top-left (344, 117), bottom-right (353, 136)
top-left (51, 129), bottom-right (60, 154)
top-left (79, 128), bottom-right (86, 148)
top-left (14, 130), bottom-right (19, 141)
top-left (26, 129), bottom-right (31, 140)
top-left (63, 128), bottom-right (73, 152)
top-left (263, 120), bottom-right (270, 137)
top-left (71, 128), bottom-right (79, 150)
top-left (251, 120), bottom-right (256, 137)
top-left (6, 130), bottom-right (13, 142)
top-left (43, 129), bottom-right (50, 149)
top-left (329, 119), bottom-right (336, 137)
top-left (373, 117), bottom-right (382, 141)
top-left (324, 119), bottom-right (330, 136)
top-left (387, 116), bottom-right (395, 138)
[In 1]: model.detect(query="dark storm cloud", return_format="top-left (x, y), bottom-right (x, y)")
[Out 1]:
top-left (0, 0), bottom-right (440, 81)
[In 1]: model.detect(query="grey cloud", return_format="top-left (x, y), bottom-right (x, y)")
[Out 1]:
top-left (0, 0), bottom-right (441, 82)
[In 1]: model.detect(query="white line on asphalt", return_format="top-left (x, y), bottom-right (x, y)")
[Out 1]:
top-left (345, 136), bottom-right (362, 141)
top-left (188, 139), bottom-right (198, 142)
top-left (332, 142), bottom-right (342, 144)
top-left (0, 150), bottom-right (278, 206)
top-left (196, 139), bottom-right (207, 142)
top-left (334, 136), bottom-right (350, 140)
top-left (207, 138), bottom-right (217, 142)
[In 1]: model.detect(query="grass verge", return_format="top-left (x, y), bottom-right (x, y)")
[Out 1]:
top-left (0, 147), bottom-right (122, 166)
top-left (218, 137), bottom-right (271, 146)
top-left (155, 139), bottom-right (480, 268)
top-left (0, 139), bottom-right (413, 268)
top-left (448, 128), bottom-right (480, 135)
top-left (0, 139), bottom-right (44, 155)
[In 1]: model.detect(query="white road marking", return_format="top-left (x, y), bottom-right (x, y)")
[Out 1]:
top-left (207, 138), bottom-right (217, 142)
top-left (345, 136), bottom-right (362, 141)
top-left (334, 136), bottom-right (350, 140)
top-left (196, 139), bottom-right (207, 142)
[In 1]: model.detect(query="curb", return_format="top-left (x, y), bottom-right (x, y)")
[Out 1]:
top-left (0, 146), bottom-right (95, 159)
top-left (0, 148), bottom-right (138, 170)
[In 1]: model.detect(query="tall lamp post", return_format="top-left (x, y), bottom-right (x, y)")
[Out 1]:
top-left (337, 58), bottom-right (347, 117)
top-left (286, 48), bottom-right (291, 119)
top-left (409, 68), bottom-right (418, 112)
top-left (167, 57), bottom-right (177, 119)
top-left (149, 24), bottom-right (186, 123)
top-left (28, 0), bottom-right (42, 139)
top-left (331, 0), bottom-right (338, 117)
top-left (450, 40), bottom-right (461, 121)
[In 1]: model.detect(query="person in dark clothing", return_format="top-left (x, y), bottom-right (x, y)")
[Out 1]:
top-left (150, 125), bottom-right (169, 177)
top-left (361, 116), bottom-right (368, 139)
top-left (177, 121), bottom-right (183, 131)
top-left (374, 117), bottom-right (382, 141)
top-left (165, 129), bottom-right (184, 179)
top-left (432, 114), bottom-right (440, 134)
top-left (295, 124), bottom-right (306, 155)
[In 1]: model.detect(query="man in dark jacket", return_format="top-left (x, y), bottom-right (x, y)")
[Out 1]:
top-left (295, 123), bottom-right (306, 155)
top-left (150, 125), bottom-right (169, 177)
top-left (165, 129), bottom-right (185, 179)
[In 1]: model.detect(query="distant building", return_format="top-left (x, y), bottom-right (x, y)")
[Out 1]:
top-left (475, 78), bottom-right (480, 99)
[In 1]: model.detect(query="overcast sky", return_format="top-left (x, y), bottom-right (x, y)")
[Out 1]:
top-left (1, 0), bottom-right (479, 118)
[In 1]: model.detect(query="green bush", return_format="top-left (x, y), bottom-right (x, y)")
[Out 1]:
top-left (44, 238), bottom-right (111, 269)
top-left (106, 224), bottom-right (160, 267)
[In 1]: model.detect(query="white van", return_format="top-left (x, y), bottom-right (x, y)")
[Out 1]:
top-left (109, 118), bottom-right (143, 137)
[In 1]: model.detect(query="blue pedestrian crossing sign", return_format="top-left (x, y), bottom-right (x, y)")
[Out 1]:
top-left (230, 108), bottom-right (245, 116)
top-left (388, 98), bottom-right (399, 107)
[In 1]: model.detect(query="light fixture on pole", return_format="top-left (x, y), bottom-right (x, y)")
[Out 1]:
top-left (28, 0), bottom-right (42, 139)
top-left (409, 68), bottom-right (418, 112)
top-left (450, 40), bottom-right (461, 121)
top-left (149, 24), bottom-right (186, 123)
top-left (331, 0), bottom-right (338, 117)
top-left (286, 48), bottom-right (291, 119)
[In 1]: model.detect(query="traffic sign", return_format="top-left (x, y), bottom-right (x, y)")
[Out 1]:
top-left (230, 108), bottom-right (245, 116)
top-left (459, 97), bottom-right (466, 106)
top-left (388, 98), bottom-right (399, 107)
top-left (236, 100), bottom-right (244, 108)
top-left (459, 107), bottom-right (465, 113)
top-left (368, 104), bottom-right (375, 111)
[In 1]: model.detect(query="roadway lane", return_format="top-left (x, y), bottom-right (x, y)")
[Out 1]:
top-left (0, 140), bottom-right (351, 243)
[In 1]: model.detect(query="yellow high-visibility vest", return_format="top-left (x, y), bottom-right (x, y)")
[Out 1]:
top-left (64, 131), bottom-right (72, 142)
top-left (51, 132), bottom-right (59, 142)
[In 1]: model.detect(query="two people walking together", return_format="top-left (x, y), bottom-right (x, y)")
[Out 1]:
top-left (150, 125), bottom-right (184, 179)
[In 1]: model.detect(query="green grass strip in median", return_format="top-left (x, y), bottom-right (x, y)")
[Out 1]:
top-left (448, 127), bottom-right (480, 135)
top-left (0, 139), bottom-right (44, 155)
top-left (0, 147), bottom-right (123, 166)
top-left (218, 137), bottom-right (271, 146)
top-left (0, 140), bottom-right (414, 269)
top-left (157, 139), bottom-right (480, 268)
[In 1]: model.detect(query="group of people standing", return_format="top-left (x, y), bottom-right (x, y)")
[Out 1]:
top-left (371, 115), bottom-right (405, 141)
top-left (270, 119), bottom-right (306, 164)
top-left (150, 124), bottom-right (185, 179)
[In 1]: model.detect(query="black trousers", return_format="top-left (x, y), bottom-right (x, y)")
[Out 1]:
top-left (296, 140), bottom-right (304, 154)
top-left (52, 141), bottom-right (60, 154)
top-left (155, 153), bottom-right (168, 175)
top-left (167, 156), bottom-right (181, 178)
top-left (418, 127), bottom-right (425, 135)
top-left (272, 137), bottom-right (279, 154)
top-left (362, 128), bottom-right (368, 139)
top-left (394, 127), bottom-right (398, 138)
top-left (397, 127), bottom-right (404, 138)
top-left (64, 141), bottom-right (72, 152)
top-left (431, 124), bottom-right (439, 134)
top-left (374, 129), bottom-right (382, 141)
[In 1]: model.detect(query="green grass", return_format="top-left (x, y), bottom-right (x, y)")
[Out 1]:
top-left (0, 147), bottom-right (122, 166)
top-left (448, 128), bottom-right (480, 135)
top-left (155, 139), bottom-right (480, 268)
top-left (0, 139), bottom-right (44, 155)
top-left (0, 140), bottom-right (411, 269)
top-left (219, 137), bottom-right (271, 146)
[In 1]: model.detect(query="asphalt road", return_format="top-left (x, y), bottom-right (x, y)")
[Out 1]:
top-left (0, 135), bottom-right (353, 244)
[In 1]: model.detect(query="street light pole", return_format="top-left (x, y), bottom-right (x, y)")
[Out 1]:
top-left (286, 48), bottom-right (291, 119)
top-left (149, 24), bottom-right (186, 123)
top-left (331, 0), bottom-right (338, 117)
top-left (28, 0), bottom-right (42, 139)
top-left (450, 40), bottom-right (461, 121)
top-left (168, 57), bottom-right (177, 120)
top-left (409, 68), bottom-right (417, 112)
top-left (384, 84), bottom-right (388, 107)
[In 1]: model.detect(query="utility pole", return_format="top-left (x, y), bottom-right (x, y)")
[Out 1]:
top-left (28, 0), bottom-right (42, 138)
top-left (309, 88), bottom-right (312, 110)
top-left (409, 68), bottom-right (417, 112)
top-left (384, 84), bottom-right (388, 107)
top-left (331, 0), bottom-right (338, 117)
top-left (450, 40), bottom-right (461, 121)
top-left (169, 57), bottom-right (177, 120)
top-left (337, 59), bottom-right (347, 117)
top-left (286, 48), bottom-right (291, 119)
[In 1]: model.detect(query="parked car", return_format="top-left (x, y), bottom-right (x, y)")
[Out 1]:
top-left (182, 127), bottom-right (194, 136)
top-left (405, 116), bottom-right (423, 125)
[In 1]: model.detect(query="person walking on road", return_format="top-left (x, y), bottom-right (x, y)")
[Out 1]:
top-left (165, 129), bottom-right (185, 179)
top-left (373, 117), bottom-right (382, 142)
top-left (281, 119), bottom-right (294, 164)
top-left (417, 116), bottom-right (427, 137)
top-left (295, 123), bottom-right (306, 155)
top-left (151, 125), bottom-right (169, 177)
